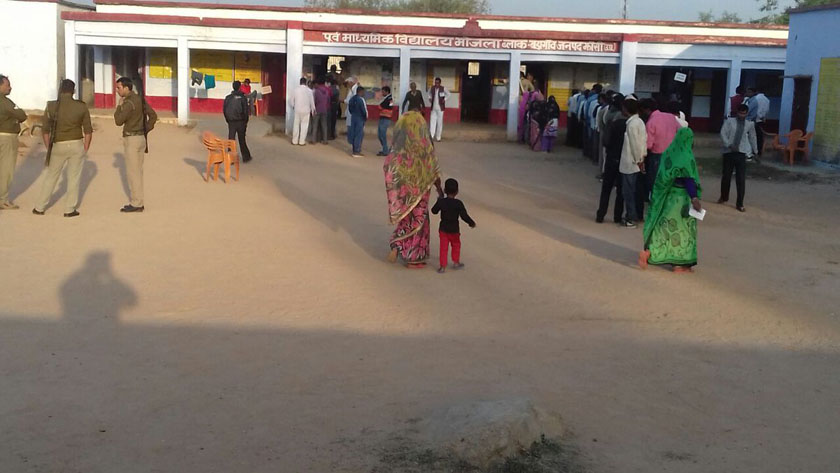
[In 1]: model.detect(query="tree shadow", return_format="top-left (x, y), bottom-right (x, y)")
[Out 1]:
top-left (112, 153), bottom-right (130, 199)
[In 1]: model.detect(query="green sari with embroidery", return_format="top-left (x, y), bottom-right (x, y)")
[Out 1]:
top-left (643, 128), bottom-right (702, 267)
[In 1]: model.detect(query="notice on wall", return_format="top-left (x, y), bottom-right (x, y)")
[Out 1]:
top-left (234, 52), bottom-right (261, 83)
top-left (191, 50), bottom-right (234, 83)
top-left (428, 65), bottom-right (458, 92)
top-left (149, 49), bottom-right (177, 79)
top-left (635, 69), bottom-right (661, 93)
top-left (814, 58), bottom-right (840, 163)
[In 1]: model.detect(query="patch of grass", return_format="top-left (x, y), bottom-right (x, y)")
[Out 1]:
top-left (489, 435), bottom-right (587, 473)
top-left (375, 435), bottom-right (587, 473)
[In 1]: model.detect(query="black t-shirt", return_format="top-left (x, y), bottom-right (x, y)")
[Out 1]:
top-left (431, 197), bottom-right (475, 234)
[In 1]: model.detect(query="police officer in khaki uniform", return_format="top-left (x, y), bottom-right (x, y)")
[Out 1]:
top-left (114, 77), bottom-right (157, 213)
top-left (33, 79), bottom-right (93, 217)
top-left (0, 74), bottom-right (27, 210)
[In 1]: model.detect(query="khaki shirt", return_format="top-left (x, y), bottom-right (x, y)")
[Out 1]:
top-left (0, 95), bottom-right (27, 134)
top-left (42, 94), bottom-right (93, 142)
top-left (114, 91), bottom-right (157, 136)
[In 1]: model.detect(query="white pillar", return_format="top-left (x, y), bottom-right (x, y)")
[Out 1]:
top-left (725, 59), bottom-right (742, 117)
top-left (64, 21), bottom-right (79, 99)
top-left (285, 25), bottom-right (304, 135)
top-left (506, 51), bottom-right (521, 141)
top-left (93, 46), bottom-right (105, 97)
top-left (399, 47), bottom-right (410, 115)
top-left (618, 37), bottom-right (638, 95)
top-left (177, 37), bottom-right (190, 126)
top-left (103, 48), bottom-right (113, 97)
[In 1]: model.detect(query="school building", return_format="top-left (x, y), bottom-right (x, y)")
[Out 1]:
top-left (3, 0), bottom-right (789, 139)
top-left (778, 3), bottom-right (840, 163)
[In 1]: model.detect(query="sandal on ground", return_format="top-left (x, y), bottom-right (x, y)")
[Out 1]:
top-left (673, 265), bottom-right (694, 273)
top-left (737, 206), bottom-right (746, 212)
top-left (406, 262), bottom-right (426, 269)
top-left (437, 267), bottom-right (446, 274)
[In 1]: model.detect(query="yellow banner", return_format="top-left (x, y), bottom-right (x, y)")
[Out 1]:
top-left (547, 87), bottom-right (571, 111)
top-left (191, 50), bottom-right (234, 83)
top-left (234, 52), bottom-right (261, 83)
top-left (149, 49), bottom-right (177, 79)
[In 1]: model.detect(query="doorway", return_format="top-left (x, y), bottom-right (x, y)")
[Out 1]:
top-left (791, 77), bottom-right (812, 133)
top-left (261, 53), bottom-right (286, 116)
top-left (460, 61), bottom-right (492, 122)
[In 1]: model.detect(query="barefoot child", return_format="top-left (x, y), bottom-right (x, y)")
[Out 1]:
top-left (431, 178), bottom-right (476, 273)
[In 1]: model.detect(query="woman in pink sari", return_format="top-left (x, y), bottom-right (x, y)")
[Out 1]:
top-left (384, 108), bottom-right (442, 268)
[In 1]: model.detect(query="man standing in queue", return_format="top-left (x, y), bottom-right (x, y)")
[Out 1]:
top-left (32, 79), bottom-right (93, 217)
top-left (114, 77), bottom-right (157, 213)
top-left (0, 74), bottom-right (27, 210)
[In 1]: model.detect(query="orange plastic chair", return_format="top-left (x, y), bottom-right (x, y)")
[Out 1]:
top-left (795, 132), bottom-right (813, 164)
top-left (781, 130), bottom-right (803, 166)
top-left (222, 139), bottom-right (239, 183)
top-left (202, 131), bottom-right (225, 181)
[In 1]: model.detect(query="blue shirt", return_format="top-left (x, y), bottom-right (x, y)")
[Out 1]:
top-left (744, 96), bottom-right (758, 121)
top-left (584, 94), bottom-right (600, 126)
top-left (349, 94), bottom-right (367, 121)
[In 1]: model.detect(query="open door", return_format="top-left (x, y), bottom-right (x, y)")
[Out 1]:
top-left (791, 77), bottom-right (811, 133)
top-left (261, 53), bottom-right (286, 116)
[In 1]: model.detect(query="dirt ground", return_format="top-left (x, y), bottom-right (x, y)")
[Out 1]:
top-left (1, 117), bottom-right (839, 473)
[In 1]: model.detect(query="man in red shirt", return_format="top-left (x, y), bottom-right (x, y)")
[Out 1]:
top-left (729, 85), bottom-right (744, 117)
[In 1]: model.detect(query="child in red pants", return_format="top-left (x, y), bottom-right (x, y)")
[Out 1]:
top-left (431, 178), bottom-right (476, 273)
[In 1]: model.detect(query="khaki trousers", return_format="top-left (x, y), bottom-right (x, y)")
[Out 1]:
top-left (123, 135), bottom-right (146, 207)
top-left (35, 139), bottom-right (85, 213)
top-left (0, 133), bottom-right (19, 204)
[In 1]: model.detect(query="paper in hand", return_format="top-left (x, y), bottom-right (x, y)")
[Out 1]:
top-left (689, 208), bottom-right (706, 221)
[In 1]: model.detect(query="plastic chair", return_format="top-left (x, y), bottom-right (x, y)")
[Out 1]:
top-left (222, 139), bottom-right (239, 183)
top-left (795, 132), bottom-right (813, 164)
top-left (781, 130), bottom-right (803, 166)
top-left (202, 131), bottom-right (226, 181)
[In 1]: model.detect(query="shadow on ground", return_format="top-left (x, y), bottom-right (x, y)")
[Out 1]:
top-left (1, 250), bottom-right (839, 472)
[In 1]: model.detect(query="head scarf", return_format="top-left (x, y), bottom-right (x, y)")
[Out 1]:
top-left (383, 111), bottom-right (441, 225)
top-left (643, 127), bottom-right (702, 242)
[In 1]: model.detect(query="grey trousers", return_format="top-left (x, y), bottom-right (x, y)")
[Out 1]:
top-left (0, 133), bottom-right (18, 204)
top-left (35, 139), bottom-right (86, 213)
top-left (123, 135), bottom-right (146, 207)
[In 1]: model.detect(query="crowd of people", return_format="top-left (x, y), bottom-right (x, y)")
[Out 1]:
top-left (0, 67), bottom-right (768, 274)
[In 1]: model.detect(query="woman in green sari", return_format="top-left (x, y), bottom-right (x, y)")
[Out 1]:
top-left (639, 127), bottom-right (704, 273)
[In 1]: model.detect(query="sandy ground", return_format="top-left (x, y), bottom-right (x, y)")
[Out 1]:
top-left (1, 117), bottom-right (839, 473)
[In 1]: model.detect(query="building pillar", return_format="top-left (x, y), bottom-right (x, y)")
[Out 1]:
top-left (64, 21), bottom-right (79, 99)
top-left (618, 35), bottom-right (638, 95)
top-left (285, 23), bottom-right (304, 135)
top-left (399, 47), bottom-right (411, 115)
top-left (93, 46), bottom-right (105, 100)
top-left (506, 50), bottom-right (521, 141)
top-left (177, 37), bottom-right (190, 126)
top-left (725, 59), bottom-right (743, 117)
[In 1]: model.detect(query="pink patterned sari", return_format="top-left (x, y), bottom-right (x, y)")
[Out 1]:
top-left (384, 111), bottom-right (441, 265)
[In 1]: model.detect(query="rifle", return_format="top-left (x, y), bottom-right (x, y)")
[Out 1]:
top-left (45, 78), bottom-right (63, 166)
top-left (135, 70), bottom-right (149, 153)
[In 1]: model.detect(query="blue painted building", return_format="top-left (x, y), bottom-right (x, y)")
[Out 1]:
top-left (779, 3), bottom-right (840, 163)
